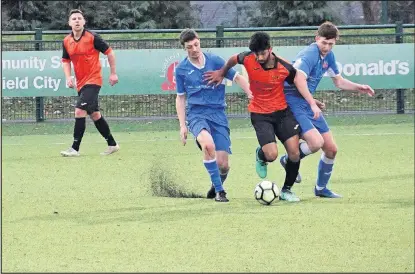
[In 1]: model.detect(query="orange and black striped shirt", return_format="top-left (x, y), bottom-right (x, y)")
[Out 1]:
top-left (237, 51), bottom-right (296, 114)
top-left (62, 29), bottom-right (112, 91)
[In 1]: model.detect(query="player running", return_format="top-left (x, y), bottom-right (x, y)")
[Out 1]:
top-left (175, 29), bottom-right (252, 202)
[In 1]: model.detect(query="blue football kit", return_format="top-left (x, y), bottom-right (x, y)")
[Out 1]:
top-left (284, 43), bottom-right (340, 134)
top-left (175, 52), bottom-right (237, 153)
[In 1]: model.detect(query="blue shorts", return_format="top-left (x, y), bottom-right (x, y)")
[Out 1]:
top-left (187, 115), bottom-right (232, 154)
top-left (287, 98), bottom-right (330, 135)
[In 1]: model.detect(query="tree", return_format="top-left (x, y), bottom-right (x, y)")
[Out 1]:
top-left (360, 1), bottom-right (381, 24)
top-left (388, 1), bottom-right (414, 24)
top-left (249, 1), bottom-right (336, 27)
top-left (1, 0), bottom-right (201, 30)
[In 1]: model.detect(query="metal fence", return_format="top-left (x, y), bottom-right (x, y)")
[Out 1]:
top-left (2, 23), bottom-right (414, 121)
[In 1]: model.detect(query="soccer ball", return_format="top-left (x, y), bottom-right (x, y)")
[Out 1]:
top-left (254, 180), bottom-right (280, 205)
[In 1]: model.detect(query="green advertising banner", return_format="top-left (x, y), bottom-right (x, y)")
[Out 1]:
top-left (2, 44), bottom-right (414, 97)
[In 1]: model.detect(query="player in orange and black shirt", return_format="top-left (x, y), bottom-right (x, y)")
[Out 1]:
top-left (204, 32), bottom-right (321, 202)
top-left (60, 9), bottom-right (120, 157)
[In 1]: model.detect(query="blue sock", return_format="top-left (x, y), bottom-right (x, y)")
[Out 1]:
top-left (316, 153), bottom-right (335, 189)
top-left (204, 159), bottom-right (224, 192)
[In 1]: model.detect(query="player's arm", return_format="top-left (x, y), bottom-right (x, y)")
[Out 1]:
top-left (280, 57), bottom-right (321, 119)
top-left (214, 54), bottom-right (253, 99)
top-left (328, 52), bottom-right (374, 96)
top-left (175, 71), bottom-right (188, 145)
top-left (204, 54), bottom-right (239, 86)
top-left (293, 71), bottom-right (321, 119)
top-left (93, 32), bottom-right (118, 86)
top-left (176, 94), bottom-right (186, 129)
top-left (293, 72), bottom-right (316, 106)
top-left (331, 75), bottom-right (374, 96)
top-left (62, 42), bottom-right (74, 88)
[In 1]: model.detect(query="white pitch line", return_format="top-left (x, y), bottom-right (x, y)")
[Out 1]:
top-left (2, 132), bottom-right (414, 146)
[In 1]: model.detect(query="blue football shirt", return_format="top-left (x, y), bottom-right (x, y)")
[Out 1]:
top-left (284, 43), bottom-right (340, 98)
top-left (175, 52), bottom-right (237, 116)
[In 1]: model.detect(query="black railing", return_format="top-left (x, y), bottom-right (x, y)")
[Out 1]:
top-left (1, 23), bottom-right (414, 121)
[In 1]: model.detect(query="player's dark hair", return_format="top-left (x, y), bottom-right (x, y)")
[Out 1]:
top-left (179, 28), bottom-right (199, 46)
top-left (317, 21), bottom-right (339, 40)
top-left (68, 9), bottom-right (83, 18)
top-left (249, 32), bottom-right (271, 53)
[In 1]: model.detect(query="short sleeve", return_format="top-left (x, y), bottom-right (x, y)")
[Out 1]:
top-left (237, 51), bottom-right (251, 65)
top-left (175, 70), bottom-right (186, 95)
top-left (62, 42), bottom-right (70, 63)
top-left (92, 32), bottom-right (111, 55)
top-left (279, 58), bottom-right (297, 85)
top-left (292, 49), bottom-right (318, 78)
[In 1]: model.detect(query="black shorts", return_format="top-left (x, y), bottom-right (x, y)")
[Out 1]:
top-left (76, 84), bottom-right (101, 115)
top-left (250, 107), bottom-right (301, 147)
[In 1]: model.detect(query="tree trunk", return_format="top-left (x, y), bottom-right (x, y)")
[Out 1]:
top-left (361, 1), bottom-right (381, 24)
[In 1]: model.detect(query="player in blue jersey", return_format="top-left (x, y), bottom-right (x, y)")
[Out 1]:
top-left (281, 22), bottom-right (375, 198)
top-left (175, 29), bottom-right (252, 202)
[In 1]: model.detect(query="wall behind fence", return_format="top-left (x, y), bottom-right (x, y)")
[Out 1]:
top-left (2, 44), bottom-right (414, 97)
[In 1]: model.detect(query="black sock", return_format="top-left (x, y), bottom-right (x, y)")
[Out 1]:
top-left (94, 116), bottom-right (116, 146)
top-left (257, 147), bottom-right (267, 162)
top-left (220, 171), bottom-right (229, 184)
top-left (282, 158), bottom-right (300, 191)
top-left (72, 117), bottom-right (86, 151)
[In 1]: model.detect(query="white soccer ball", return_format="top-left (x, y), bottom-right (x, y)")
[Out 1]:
top-left (254, 180), bottom-right (280, 205)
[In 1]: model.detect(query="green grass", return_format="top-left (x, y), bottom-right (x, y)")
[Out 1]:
top-left (2, 115), bottom-right (414, 272)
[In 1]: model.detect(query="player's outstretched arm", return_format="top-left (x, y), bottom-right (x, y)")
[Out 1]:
top-left (293, 71), bottom-right (321, 119)
top-left (175, 95), bottom-right (188, 146)
top-left (332, 75), bottom-right (375, 96)
top-left (204, 54), bottom-right (238, 86)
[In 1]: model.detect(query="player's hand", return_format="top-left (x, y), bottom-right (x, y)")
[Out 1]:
top-left (315, 99), bottom-right (325, 110)
top-left (203, 70), bottom-right (224, 87)
top-left (245, 89), bottom-right (254, 100)
top-left (310, 103), bottom-right (322, 120)
top-left (109, 73), bottom-right (119, 86)
top-left (358, 84), bottom-right (375, 97)
top-left (66, 77), bottom-right (74, 88)
top-left (179, 125), bottom-right (188, 146)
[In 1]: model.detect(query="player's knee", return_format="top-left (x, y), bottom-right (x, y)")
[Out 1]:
top-left (287, 150), bottom-right (300, 162)
top-left (264, 150), bottom-right (278, 162)
top-left (74, 108), bottom-right (87, 117)
top-left (89, 111), bottom-right (101, 121)
top-left (201, 142), bottom-right (216, 154)
top-left (218, 165), bottom-right (230, 174)
top-left (325, 144), bottom-right (338, 159)
top-left (308, 136), bottom-right (324, 153)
